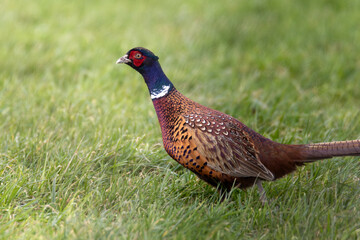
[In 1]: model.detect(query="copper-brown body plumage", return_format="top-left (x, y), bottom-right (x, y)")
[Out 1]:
top-left (153, 88), bottom-right (360, 192)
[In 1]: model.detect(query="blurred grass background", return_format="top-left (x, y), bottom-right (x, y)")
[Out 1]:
top-left (0, 0), bottom-right (359, 239)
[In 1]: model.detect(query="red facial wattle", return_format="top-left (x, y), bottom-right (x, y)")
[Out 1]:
top-left (129, 50), bottom-right (146, 67)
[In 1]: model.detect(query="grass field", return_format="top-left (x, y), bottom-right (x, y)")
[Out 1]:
top-left (1, 0), bottom-right (360, 239)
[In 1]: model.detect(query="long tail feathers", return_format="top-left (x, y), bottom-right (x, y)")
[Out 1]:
top-left (300, 139), bottom-right (360, 161)
top-left (263, 139), bottom-right (359, 179)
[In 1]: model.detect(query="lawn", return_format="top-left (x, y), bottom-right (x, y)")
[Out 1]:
top-left (1, 0), bottom-right (359, 239)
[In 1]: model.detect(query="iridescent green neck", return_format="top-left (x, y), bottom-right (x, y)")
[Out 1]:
top-left (138, 61), bottom-right (174, 100)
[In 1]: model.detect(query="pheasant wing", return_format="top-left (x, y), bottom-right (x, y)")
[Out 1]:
top-left (184, 114), bottom-right (274, 181)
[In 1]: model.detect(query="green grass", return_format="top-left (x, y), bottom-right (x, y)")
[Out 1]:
top-left (1, 0), bottom-right (360, 239)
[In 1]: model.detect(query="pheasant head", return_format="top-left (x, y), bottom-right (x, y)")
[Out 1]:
top-left (116, 47), bottom-right (174, 99)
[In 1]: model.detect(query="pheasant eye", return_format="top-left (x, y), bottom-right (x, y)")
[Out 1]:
top-left (134, 53), bottom-right (142, 59)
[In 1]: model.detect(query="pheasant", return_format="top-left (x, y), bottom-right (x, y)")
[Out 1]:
top-left (116, 47), bottom-right (360, 203)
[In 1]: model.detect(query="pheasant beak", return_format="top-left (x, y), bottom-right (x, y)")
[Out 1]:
top-left (116, 54), bottom-right (132, 64)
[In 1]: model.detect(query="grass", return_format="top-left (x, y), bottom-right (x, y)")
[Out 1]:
top-left (1, 0), bottom-right (360, 239)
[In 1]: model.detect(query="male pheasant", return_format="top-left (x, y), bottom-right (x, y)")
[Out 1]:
top-left (116, 47), bottom-right (360, 203)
